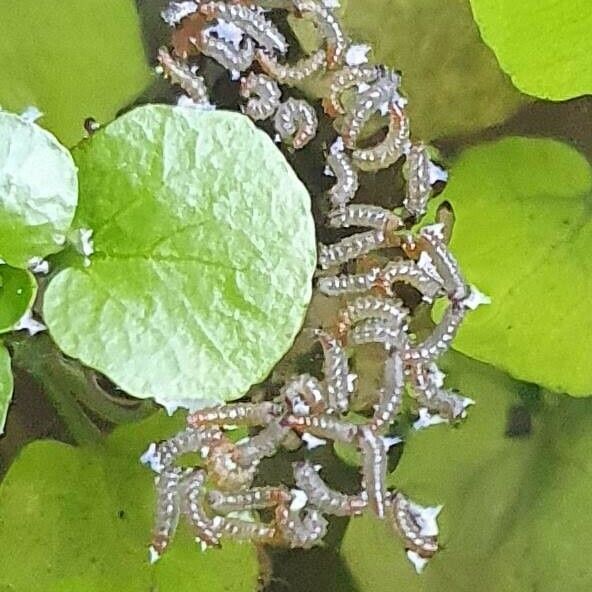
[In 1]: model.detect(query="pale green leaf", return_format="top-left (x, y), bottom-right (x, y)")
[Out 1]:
top-left (0, 112), bottom-right (78, 267)
top-left (342, 353), bottom-right (592, 591)
top-left (0, 412), bottom-right (259, 591)
top-left (0, 344), bottom-right (13, 435)
top-left (431, 137), bottom-right (592, 396)
top-left (44, 105), bottom-right (316, 407)
top-left (470, 0), bottom-right (592, 100)
top-left (0, 266), bottom-right (37, 333)
top-left (0, 0), bottom-right (152, 146)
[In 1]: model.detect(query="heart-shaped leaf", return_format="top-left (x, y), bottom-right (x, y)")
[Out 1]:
top-left (44, 105), bottom-right (316, 408)
top-left (342, 352), bottom-right (592, 591)
top-left (430, 137), bottom-right (592, 396)
top-left (0, 111), bottom-right (78, 268)
top-left (0, 0), bottom-right (152, 146)
top-left (0, 345), bottom-right (13, 435)
top-left (0, 265), bottom-right (37, 333)
top-left (469, 0), bottom-right (592, 100)
top-left (0, 411), bottom-right (259, 591)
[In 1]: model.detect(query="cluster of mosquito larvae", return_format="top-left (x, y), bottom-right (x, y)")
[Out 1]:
top-left (151, 0), bottom-right (489, 573)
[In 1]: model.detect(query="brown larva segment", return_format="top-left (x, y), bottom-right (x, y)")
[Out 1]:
top-left (257, 48), bottom-right (327, 86)
top-left (284, 414), bottom-right (359, 443)
top-left (240, 73), bottom-right (281, 121)
top-left (234, 419), bottom-right (291, 467)
top-left (208, 486), bottom-right (291, 514)
top-left (327, 205), bottom-right (402, 231)
top-left (282, 373), bottom-right (328, 416)
top-left (151, 467), bottom-right (185, 558)
top-left (358, 425), bottom-right (388, 518)
top-left (318, 229), bottom-right (387, 269)
top-left (317, 267), bottom-right (382, 296)
top-left (293, 460), bottom-right (367, 516)
top-left (389, 491), bottom-right (439, 558)
top-left (274, 98), bottom-right (318, 149)
top-left (380, 259), bottom-right (444, 302)
top-left (371, 353), bottom-right (405, 430)
top-left (157, 46), bottom-right (211, 106)
top-left (316, 329), bottom-right (351, 413)
top-left (275, 504), bottom-right (329, 549)
top-left (293, 0), bottom-right (348, 69)
top-left (352, 104), bottom-right (411, 172)
top-left (326, 146), bottom-right (359, 208)
top-left (348, 318), bottom-right (408, 350)
top-left (187, 402), bottom-right (282, 429)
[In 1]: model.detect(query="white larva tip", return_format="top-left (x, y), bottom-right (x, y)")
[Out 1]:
top-left (13, 311), bottom-right (46, 336)
top-left (20, 105), bottom-right (43, 123)
top-left (422, 223), bottom-right (446, 240)
top-left (412, 408), bottom-right (448, 431)
top-left (149, 545), bottom-right (161, 564)
top-left (329, 136), bottom-right (345, 154)
top-left (463, 286), bottom-right (492, 310)
top-left (302, 433), bottom-right (327, 450)
top-left (199, 539), bottom-right (208, 552)
top-left (406, 550), bottom-right (429, 574)
top-left (345, 43), bottom-right (370, 66)
top-left (408, 500), bottom-right (442, 537)
top-left (140, 443), bottom-right (164, 474)
top-left (428, 162), bottom-right (448, 185)
top-left (382, 436), bottom-right (403, 450)
top-left (427, 364), bottom-right (446, 388)
top-left (290, 489), bottom-right (309, 511)
top-left (28, 257), bottom-right (49, 275)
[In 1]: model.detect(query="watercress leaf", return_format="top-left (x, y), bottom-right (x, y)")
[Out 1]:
top-left (0, 266), bottom-right (37, 334)
top-left (469, 0), bottom-right (592, 100)
top-left (0, 112), bottom-right (78, 268)
top-left (0, 411), bottom-right (259, 591)
top-left (44, 105), bottom-right (317, 408)
top-left (342, 353), bottom-right (592, 591)
top-left (291, 0), bottom-right (525, 140)
top-left (0, 0), bottom-right (152, 146)
top-left (0, 344), bottom-right (13, 435)
top-left (430, 137), bottom-right (592, 396)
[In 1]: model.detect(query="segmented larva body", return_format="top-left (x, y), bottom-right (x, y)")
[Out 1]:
top-left (372, 354), bottom-right (405, 430)
top-left (220, 517), bottom-right (278, 543)
top-left (284, 414), bottom-right (359, 443)
top-left (417, 226), bottom-right (469, 301)
top-left (317, 267), bottom-right (382, 296)
top-left (151, 467), bottom-right (185, 558)
top-left (234, 419), bottom-right (291, 467)
top-left (358, 425), bottom-right (388, 518)
top-left (318, 229), bottom-right (387, 269)
top-left (425, 388), bottom-right (473, 420)
top-left (162, 1), bottom-right (199, 27)
top-left (341, 295), bottom-right (408, 329)
top-left (348, 318), bottom-right (407, 350)
top-left (323, 64), bottom-right (387, 117)
top-left (206, 439), bottom-right (257, 490)
top-left (404, 144), bottom-right (433, 219)
top-left (316, 329), bottom-right (351, 413)
top-left (293, 461), bottom-right (367, 516)
top-left (240, 73), bottom-right (281, 120)
top-left (257, 48), bottom-right (327, 86)
top-left (352, 104), bottom-right (410, 172)
top-left (293, 0), bottom-right (347, 69)
top-left (405, 302), bottom-right (466, 362)
top-left (187, 401), bottom-right (282, 429)
top-left (199, 2), bottom-right (288, 54)
top-left (328, 205), bottom-right (402, 231)
top-left (326, 150), bottom-right (359, 208)
top-left (282, 373), bottom-right (328, 416)
top-left (380, 259), bottom-right (444, 302)
top-left (274, 98), bottom-right (318, 149)
top-left (389, 491), bottom-right (439, 558)
top-left (183, 469), bottom-right (223, 549)
top-left (208, 486), bottom-right (291, 513)
top-left (199, 29), bottom-right (257, 72)
top-left (157, 46), bottom-right (211, 106)
top-left (341, 75), bottom-right (400, 149)
top-left (275, 505), bottom-right (329, 549)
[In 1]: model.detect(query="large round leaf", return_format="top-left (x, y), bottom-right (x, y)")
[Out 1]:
top-left (431, 137), bottom-right (592, 396)
top-left (0, 0), bottom-right (151, 146)
top-left (0, 345), bottom-right (13, 435)
top-left (0, 265), bottom-right (37, 333)
top-left (44, 105), bottom-right (316, 407)
top-left (0, 412), bottom-right (259, 591)
top-left (342, 353), bottom-right (592, 591)
top-left (0, 112), bottom-right (78, 267)
top-left (470, 0), bottom-right (592, 100)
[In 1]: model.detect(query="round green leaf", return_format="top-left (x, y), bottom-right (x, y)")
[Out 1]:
top-left (470, 0), bottom-right (592, 100)
top-left (0, 344), bottom-right (14, 435)
top-left (0, 0), bottom-right (152, 146)
top-left (430, 137), bottom-right (592, 396)
top-left (0, 412), bottom-right (259, 591)
top-left (44, 105), bottom-right (316, 407)
top-left (0, 265), bottom-right (37, 333)
top-left (292, 0), bottom-right (526, 140)
top-left (0, 111), bottom-right (78, 267)
top-left (342, 353), bottom-right (592, 591)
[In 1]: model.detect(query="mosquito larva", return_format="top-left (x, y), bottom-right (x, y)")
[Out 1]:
top-left (283, 414), bottom-right (359, 443)
top-left (317, 267), bottom-right (382, 296)
top-left (380, 259), bottom-right (444, 302)
top-left (161, 1), bottom-right (199, 26)
top-left (325, 137), bottom-right (359, 208)
top-left (316, 329), bottom-right (351, 413)
top-left (352, 103), bottom-right (410, 172)
top-left (274, 98), bottom-right (318, 149)
top-left (358, 425), bottom-right (388, 518)
top-left (187, 402), bottom-right (282, 429)
top-left (293, 461), bottom-right (367, 516)
top-left (318, 229), bottom-right (387, 269)
top-left (208, 486), bottom-right (291, 513)
top-left (257, 48), bottom-right (327, 86)
top-left (240, 73), bottom-right (281, 121)
top-left (327, 204), bottom-right (403, 231)
top-left (282, 373), bottom-right (328, 416)
top-left (371, 353), bottom-right (405, 430)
